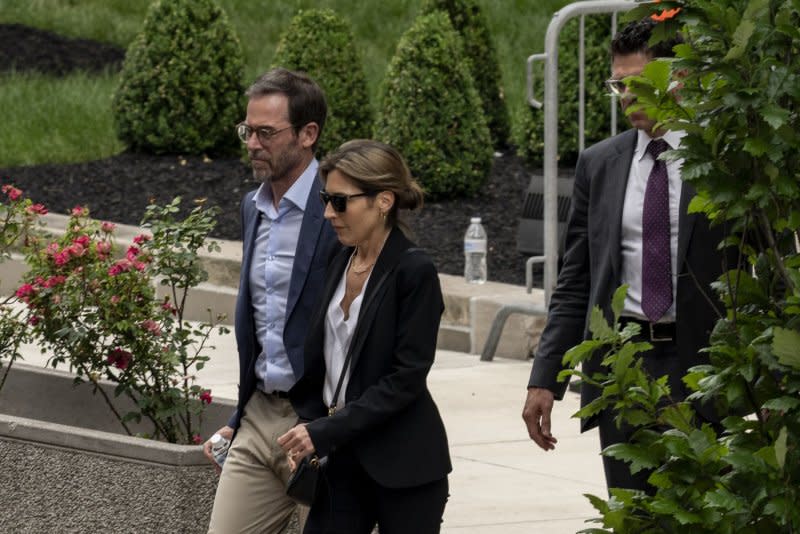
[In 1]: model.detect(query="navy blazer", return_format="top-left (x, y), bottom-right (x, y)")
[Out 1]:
top-left (228, 176), bottom-right (338, 430)
top-left (529, 128), bottom-right (737, 430)
top-left (290, 228), bottom-right (452, 489)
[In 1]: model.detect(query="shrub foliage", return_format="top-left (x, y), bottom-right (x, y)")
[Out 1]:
top-left (112, 0), bottom-right (244, 155)
top-left (272, 8), bottom-right (372, 158)
top-left (421, 0), bottom-right (510, 149)
top-left (375, 11), bottom-right (492, 199)
top-left (518, 14), bottom-right (626, 166)
top-left (564, 1), bottom-right (800, 531)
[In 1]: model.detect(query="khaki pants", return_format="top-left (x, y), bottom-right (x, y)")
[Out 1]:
top-left (208, 392), bottom-right (307, 534)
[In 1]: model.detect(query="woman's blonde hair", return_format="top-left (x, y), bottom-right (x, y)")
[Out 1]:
top-left (320, 139), bottom-right (424, 235)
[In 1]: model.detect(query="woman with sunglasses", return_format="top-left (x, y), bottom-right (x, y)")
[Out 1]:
top-left (278, 139), bottom-right (451, 533)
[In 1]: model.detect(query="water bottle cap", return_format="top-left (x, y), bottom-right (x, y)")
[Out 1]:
top-left (470, 217), bottom-right (481, 223)
top-left (210, 433), bottom-right (223, 445)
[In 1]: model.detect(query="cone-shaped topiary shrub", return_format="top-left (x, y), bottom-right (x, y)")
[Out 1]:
top-left (421, 0), bottom-right (510, 149)
top-left (375, 12), bottom-right (492, 200)
top-left (272, 8), bottom-right (372, 158)
top-left (112, 0), bottom-right (245, 155)
top-left (516, 14), bottom-right (626, 166)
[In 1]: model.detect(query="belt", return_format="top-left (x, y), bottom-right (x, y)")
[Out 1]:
top-left (620, 317), bottom-right (676, 343)
top-left (261, 389), bottom-right (290, 399)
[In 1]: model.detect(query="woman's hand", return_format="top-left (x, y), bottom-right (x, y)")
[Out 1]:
top-left (277, 424), bottom-right (316, 471)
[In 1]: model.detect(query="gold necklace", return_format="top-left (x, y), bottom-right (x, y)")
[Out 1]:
top-left (350, 247), bottom-right (375, 275)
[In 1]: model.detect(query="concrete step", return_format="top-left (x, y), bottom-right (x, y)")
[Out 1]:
top-left (1, 214), bottom-right (548, 359)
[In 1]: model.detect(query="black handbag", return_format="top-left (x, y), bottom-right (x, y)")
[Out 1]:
top-left (286, 454), bottom-right (328, 506)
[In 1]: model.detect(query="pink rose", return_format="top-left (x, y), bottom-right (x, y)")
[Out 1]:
top-left (45, 242), bottom-right (60, 256)
top-left (15, 283), bottom-right (35, 302)
top-left (26, 203), bottom-right (48, 215)
top-left (108, 259), bottom-right (132, 276)
top-left (54, 250), bottom-right (71, 266)
top-left (126, 246), bottom-right (140, 261)
top-left (140, 319), bottom-right (162, 337)
top-left (71, 206), bottom-right (87, 217)
top-left (2, 185), bottom-right (22, 201)
top-left (73, 235), bottom-right (90, 248)
top-left (110, 295), bottom-right (120, 305)
top-left (106, 348), bottom-right (132, 370)
top-left (96, 240), bottom-right (112, 259)
top-left (200, 390), bottom-right (213, 405)
top-left (101, 221), bottom-right (116, 233)
top-left (44, 275), bottom-right (66, 288)
top-left (192, 434), bottom-right (204, 445)
top-left (133, 234), bottom-right (151, 245)
top-left (28, 315), bottom-right (40, 326)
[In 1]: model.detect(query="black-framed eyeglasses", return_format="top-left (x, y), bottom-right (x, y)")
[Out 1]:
top-left (604, 78), bottom-right (627, 97)
top-left (236, 122), bottom-right (294, 145)
top-left (319, 190), bottom-right (376, 213)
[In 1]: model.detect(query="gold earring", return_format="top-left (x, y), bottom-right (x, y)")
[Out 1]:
top-left (381, 211), bottom-right (386, 220)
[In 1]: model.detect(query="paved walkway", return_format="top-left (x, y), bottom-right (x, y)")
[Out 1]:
top-left (17, 327), bottom-right (606, 533)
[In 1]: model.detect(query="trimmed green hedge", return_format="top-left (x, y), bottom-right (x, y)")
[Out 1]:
top-left (272, 8), bottom-right (372, 158)
top-left (375, 11), bottom-right (492, 199)
top-left (421, 0), bottom-right (510, 149)
top-left (112, 0), bottom-right (244, 155)
top-left (517, 14), bottom-right (627, 166)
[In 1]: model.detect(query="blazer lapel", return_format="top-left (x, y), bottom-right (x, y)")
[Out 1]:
top-left (606, 130), bottom-right (637, 282)
top-left (347, 228), bottom-right (410, 372)
top-left (286, 177), bottom-right (324, 320)
top-left (677, 181), bottom-right (698, 274)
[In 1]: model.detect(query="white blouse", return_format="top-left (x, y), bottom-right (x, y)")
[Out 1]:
top-left (322, 254), bottom-right (372, 410)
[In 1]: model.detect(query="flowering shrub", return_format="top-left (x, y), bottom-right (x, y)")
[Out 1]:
top-left (18, 197), bottom-right (228, 444)
top-left (0, 184), bottom-right (46, 392)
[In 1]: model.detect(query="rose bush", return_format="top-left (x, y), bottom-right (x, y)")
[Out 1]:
top-left (0, 184), bottom-right (46, 392)
top-left (16, 196), bottom-right (228, 444)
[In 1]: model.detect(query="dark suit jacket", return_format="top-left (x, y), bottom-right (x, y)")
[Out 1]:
top-left (529, 128), bottom-right (734, 431)
top-left (290, 228), bottom-right (452, 489)
top-left (228, 177), bottom-right (338, 430)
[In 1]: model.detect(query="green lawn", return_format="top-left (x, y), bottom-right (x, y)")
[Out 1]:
top-left (0, 0), bottom-right (571, 167)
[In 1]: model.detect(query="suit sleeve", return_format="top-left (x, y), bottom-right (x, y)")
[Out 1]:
top-left (306, 257), bottom-right (443, 457)
top-left (528, 152), bottom-right (593, 399)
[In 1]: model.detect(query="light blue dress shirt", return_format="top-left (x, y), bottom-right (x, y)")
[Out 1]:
top-left (250, 159), bottom-right (319, 393)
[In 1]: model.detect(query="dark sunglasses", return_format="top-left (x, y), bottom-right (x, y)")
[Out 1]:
top-left (319, 190), bottom-right (376, 213)
top-left (604, 78), bottom-right (627, 97)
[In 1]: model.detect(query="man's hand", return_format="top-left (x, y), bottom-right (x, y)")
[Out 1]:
top-left (203, 425), bottom-right (234, 474)
top-left (522, 387), bottom-right (558, 451)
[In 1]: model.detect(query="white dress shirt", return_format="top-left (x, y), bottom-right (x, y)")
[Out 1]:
top-left (251, 159), bottom-right (319, 393)
top-left (323, 253), bottom-right (371, 411)
top-left (620, 129), bottom-right (684, 322)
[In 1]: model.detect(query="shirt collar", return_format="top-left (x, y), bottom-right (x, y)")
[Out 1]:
top-left (635, 129), bottom-right (685, 162)
top-left (252, 158), bottom-right (319, 214)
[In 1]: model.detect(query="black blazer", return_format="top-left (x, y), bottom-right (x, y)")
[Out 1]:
top-left (529, 129), bottom-right (736, 430)
top-left (290, 228), bottom-right (452, 489)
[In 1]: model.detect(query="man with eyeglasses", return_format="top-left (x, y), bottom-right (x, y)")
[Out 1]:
top-left (205, 68), bottom-right (338, 533)
top-left (522, 18), bottom-right (736, 492)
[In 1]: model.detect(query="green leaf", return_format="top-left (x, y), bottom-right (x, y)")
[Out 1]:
top-left (763, 396), bottom-right (800, 412)
top-left (724, 19), bottom-right (755, 61)
top-left (775, 427), bottom-right (788, 470)
top-left (589, 307), bottom-right (614, 342)
top-left (564, 340), bottom-right (604, 367)
top-left (603, 443), bottom-right (661, 474)
top-left (772, 328), bottom-right (800, 369)
top-left (611, 284), bottom-right (628, 323)
top-left (761, 104), bottom-right (791, 130)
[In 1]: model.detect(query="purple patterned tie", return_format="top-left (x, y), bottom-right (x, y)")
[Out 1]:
top-left (641, 139), bottom-right (673, 322)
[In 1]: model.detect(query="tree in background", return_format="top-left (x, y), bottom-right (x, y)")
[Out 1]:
top-left (272, 8), bottom-right (373, 158)
top-left (518, 14), bottom-right (626, 166)
top-left (112, 0), bottom-right (244, 156)
top-left (564, 1), bottom-right (800, 531)
top-left (421, 0), bottom-right (511, 149)
top-left (375, 11), bottom-right (492, 199)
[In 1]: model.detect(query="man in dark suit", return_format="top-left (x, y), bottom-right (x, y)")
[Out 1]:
top-left (205, 68), bottom-right (338, 533)
top-left (522, 19), bottom-right (732, 491)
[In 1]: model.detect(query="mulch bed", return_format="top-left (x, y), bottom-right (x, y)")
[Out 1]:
top-left (0, 23), bottom-right (538, 285)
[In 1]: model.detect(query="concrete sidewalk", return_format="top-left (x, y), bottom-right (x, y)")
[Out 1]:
top-left (16, 329), bottom-right (606, 533)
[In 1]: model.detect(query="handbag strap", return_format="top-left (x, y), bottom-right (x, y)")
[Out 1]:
top-left (328, 247), bottom-right (423, 416)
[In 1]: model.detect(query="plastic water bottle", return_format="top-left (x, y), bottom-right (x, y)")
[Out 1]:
top-left (464, 217), bottom-right (487, 284)
top-left (210, 433), bottom-right (230, 467)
